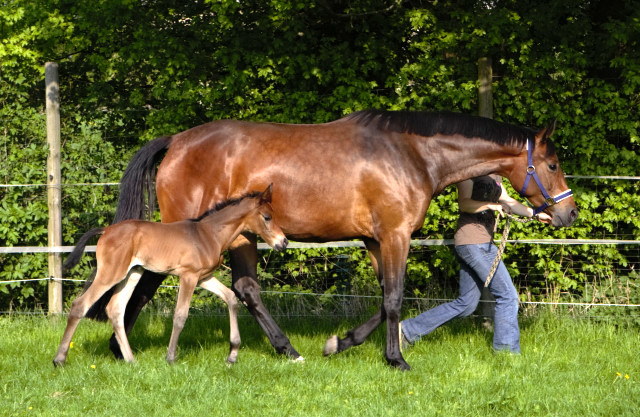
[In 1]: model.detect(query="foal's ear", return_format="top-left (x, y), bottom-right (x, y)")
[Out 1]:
top-left (536, 119), bottom-right (557, 142)
top-left (260, 183), bottom-right (274, 204)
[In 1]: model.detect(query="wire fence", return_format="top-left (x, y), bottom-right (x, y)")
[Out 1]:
top-left (1, 176), bottom-right (639, 322)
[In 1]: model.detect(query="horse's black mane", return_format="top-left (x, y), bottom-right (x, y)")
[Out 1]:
top-left (347, 110), bottom-right (538, 149)
top-left (192, 190), bottom-right (262, 222)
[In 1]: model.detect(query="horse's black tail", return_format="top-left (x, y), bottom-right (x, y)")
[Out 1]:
top-left (62, 227), bottom-right (105, 272)
top-left (83, 135), bottom-right (173, 321)
top-left (114, 135), bottom-right (173, 223)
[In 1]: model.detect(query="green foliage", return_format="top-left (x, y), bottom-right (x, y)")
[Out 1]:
top-left (1, 0), bottom-right (638, 310)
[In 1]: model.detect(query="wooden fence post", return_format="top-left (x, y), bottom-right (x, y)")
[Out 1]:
top-left (46, 62), bottom-right (63, 314)
top-left (477, 57), bottom-right (496, 322)
top-left (478, 57), bottom-right (493, 119)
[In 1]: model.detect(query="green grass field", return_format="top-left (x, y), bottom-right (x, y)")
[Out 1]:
top-left (1, 312), bottom-right (638, 416)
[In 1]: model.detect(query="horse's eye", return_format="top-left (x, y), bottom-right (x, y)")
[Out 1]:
top-left (262, 214), bottom-right (272, 222)
top-left (548, 164), bottom-right (558, 172)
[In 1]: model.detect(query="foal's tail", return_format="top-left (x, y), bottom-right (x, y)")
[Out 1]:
top-left (62, 227), bottom-right (104, 272)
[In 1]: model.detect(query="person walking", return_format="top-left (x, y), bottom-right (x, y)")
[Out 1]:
top-left (400, 174), bottom-right (551, 353)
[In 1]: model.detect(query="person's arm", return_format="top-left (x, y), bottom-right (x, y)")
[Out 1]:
top-left (457, 179), bottom-right (504, 215)
top-left (457, 178), bottom-right (552, 224)
top-left (498, 183), bottom-right (552, 224)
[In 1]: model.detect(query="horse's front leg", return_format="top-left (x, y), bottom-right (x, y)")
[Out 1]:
top-left (323, 238), bottom-right (385, 355)
top-left (166, 274), bottom-right (198, 364)
top-left (199, 275), bottom-right (241, 364)
top-left (379, 235), bottom-right (410, 370)
top-left (229, 234), bottom-right (302, 360)
top-left (324, 235), bottom-right (410, 371)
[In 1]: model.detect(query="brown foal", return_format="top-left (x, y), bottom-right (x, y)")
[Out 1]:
top-left (53, 184), bottom-right (287, 366)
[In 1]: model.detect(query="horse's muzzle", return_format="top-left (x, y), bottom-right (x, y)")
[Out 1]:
top-left (552, 207), bottom-right (579, 227)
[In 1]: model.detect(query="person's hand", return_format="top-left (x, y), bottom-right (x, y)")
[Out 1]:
top-left (489, 203), bottom-right (505, 217)
top-left (536, 212), bottom-right (552, 224)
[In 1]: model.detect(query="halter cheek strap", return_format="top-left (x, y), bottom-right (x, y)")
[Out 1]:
top-left (519, 138), bottom-right (573, 215)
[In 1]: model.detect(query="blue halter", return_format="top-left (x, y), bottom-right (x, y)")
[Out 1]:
top-left (519, 137), bottom-right (573, 215)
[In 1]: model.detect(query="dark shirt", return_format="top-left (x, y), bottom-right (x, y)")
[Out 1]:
top-left (453, 176), bottom-right (501, 245)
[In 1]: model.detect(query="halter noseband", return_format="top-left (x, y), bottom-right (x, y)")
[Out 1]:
top-left (519, 137), bottom-right (573, 215)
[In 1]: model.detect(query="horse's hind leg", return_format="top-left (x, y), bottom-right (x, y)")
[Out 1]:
top-left (53, 267), bottom-right (123, 367)
top-left (229, 235), bottom-right (301, 360)
top-left (199, 276), bottom-right (241, 364)
top-left (166, 274), bottom-right (198, 364)
top-left (105, 267), bottom-right (143, 363)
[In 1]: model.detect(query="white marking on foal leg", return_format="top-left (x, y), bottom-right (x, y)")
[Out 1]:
top-left (199, 276), bottom-right (241, 364)
top-left (106, 267), bottom-right (143, 363)
top-left (323, 335), bottom-right (339, 356)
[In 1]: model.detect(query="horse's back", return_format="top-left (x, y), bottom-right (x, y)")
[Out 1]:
top-left (155, 118), bottom-right (430, 239)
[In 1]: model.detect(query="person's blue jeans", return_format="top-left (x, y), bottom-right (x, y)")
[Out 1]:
top-left (401, 242), bottom-right (521, 353)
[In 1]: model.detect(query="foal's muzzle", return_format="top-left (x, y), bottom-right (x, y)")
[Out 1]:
top-left (274, 238), bottom-right (289, 252)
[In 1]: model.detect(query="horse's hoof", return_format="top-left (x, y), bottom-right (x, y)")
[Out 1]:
top-left (291, 356), bottom-right (304, 363)
top-left (389, 358), bottom-right (411, 371)
top-left (52, 358), bottom-right (65, 368)
top-left (323, 335), bottom-right (338, 356)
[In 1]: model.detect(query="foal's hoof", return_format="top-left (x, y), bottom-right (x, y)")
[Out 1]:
top-left (323, 335), bottom-right (339, 356)
top-left (52, 358), bottom-right (66, 368)
top-left (290, 356), bottom-right (305, 363)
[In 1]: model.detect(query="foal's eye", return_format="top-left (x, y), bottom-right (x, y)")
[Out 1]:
top-left (262, 214), bottom-right (272, 222)
top-left (548, 164), bottom-right (558, 172)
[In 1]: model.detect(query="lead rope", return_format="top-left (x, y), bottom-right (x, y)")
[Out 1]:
top-left (484, 214), bottom-right (534, 288)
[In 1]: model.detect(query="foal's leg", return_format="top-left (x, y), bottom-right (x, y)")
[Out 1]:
top-left (105, 267), bottom-right (144, 363)
top-left (109, 270), bottom-right (164, 359)
top-left (199, 276), bottom-right (241, 364)
top-left (166, 273), bottom-right (198, 363)
top-left (53, 266), bottom-right (126, 366)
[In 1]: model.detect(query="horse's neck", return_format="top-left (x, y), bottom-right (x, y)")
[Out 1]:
top-left (418, 135), bottom-right (522, 193)
top-left (196, 204), bottom-right (252, 248)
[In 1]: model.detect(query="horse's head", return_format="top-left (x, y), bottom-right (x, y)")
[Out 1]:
top-left (248, 183), bottom-right (289, 251)
top-left (509, 121), bottom-right (578, 227)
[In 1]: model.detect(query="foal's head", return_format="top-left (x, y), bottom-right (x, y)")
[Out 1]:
top-left (245, 184), bottom-right (289, 252)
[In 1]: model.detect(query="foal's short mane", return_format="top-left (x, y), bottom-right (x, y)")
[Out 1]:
top-left (347, 110), bottom-right (538, 149)
top-left (192, 191), bottom-right (262, 222)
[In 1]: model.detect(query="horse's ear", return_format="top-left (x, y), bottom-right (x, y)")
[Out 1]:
top-left (537, 119), bottom-right (557, 142)
top-left (260, 183), bottom-right (273, 204)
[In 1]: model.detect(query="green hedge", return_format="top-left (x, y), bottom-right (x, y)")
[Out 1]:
top-left (1, 0), bottom-right (638, 310)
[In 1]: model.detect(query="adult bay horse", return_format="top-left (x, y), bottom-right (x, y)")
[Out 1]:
top-left (54, 185), bottom-right (287, 366)
top-left (87, 110), bottom-right (578, 370)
